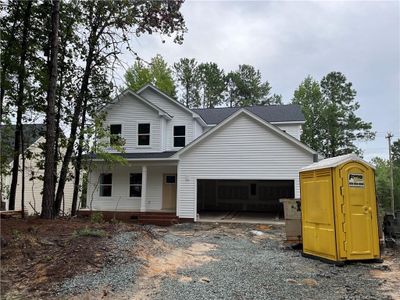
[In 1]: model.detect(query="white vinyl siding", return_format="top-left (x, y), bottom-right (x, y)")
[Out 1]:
top-left (87, 163), bottom-right (177, 211)
top-left (6, 137), bottom-right (75, 215)
top-left (275, 124), bottom-right (302, 140)
top-left (105, 94), bottom-right (161, 152)
top-left (176, 114), bottom-right (314, 219)
top-left (138, 89), bottom-right (196, 149)
top-left (193, 119), bottom-right (204, 139)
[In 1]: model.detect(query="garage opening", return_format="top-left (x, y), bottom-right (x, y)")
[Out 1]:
top-left (197, 179), bottom-right (294, 222)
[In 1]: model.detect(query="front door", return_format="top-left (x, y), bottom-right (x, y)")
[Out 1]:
top-left (163, 174), bottom-right (177, 210)
top-left (341, 162), bottom-right (380, 260)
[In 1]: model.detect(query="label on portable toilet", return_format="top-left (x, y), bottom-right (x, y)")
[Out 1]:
top-left (348, 174), bottom-right (364, 187)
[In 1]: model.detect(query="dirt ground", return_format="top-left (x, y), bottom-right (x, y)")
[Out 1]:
top-left (0, 217), bottom-right (152, 299)
top-left (1, 218), bottom-right (399, 300)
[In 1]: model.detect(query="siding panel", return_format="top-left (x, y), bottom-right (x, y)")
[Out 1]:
top-left (105, 94), bottom-right (162, 152)
top-left (87, 163), bottom-right (177, 211)
top-left (139, 89), bottom-right (196, 149)
top-left (275, 124), bottom-right (302, 140)
top-left (177, 114), bottom-right (313, 219)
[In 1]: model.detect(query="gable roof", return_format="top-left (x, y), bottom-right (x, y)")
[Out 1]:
top-left (1, 124), bottom-right (46, 163)
top-left (103, 88), bottom-right (173, 120)
top-left (300, 153), bottom-right (375, 172)
top-left (173, 109), bottom-right (317, 158)
top-left (192, 104), bottom-right (305, 125)
top-left (137, 84), bottom-right (208, 126)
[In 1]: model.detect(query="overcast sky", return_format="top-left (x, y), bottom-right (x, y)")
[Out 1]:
top-left (118, 0), bottom-right (400, 161)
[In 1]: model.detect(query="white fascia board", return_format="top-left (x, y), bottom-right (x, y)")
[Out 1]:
top-left (100, 88), bottom-right (172, 120)
top-left (270, 121), bottom-right (306, 125)
top-left (137, 84), bottom-right (202, 120)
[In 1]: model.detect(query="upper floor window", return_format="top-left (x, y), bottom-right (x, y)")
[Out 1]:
top-left (130, 173), bottom-right (142, 197)
top-left (174, 126), bottom-right (185, 147)
top-left (99, 173), bottom-right (112, 197)
top-left (110, 124), bottom-right (122, 146)
top-left (138, 123), bottom-right (150, 146)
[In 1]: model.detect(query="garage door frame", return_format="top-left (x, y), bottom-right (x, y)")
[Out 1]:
top-left (194, 176), bottom-right (296, 221)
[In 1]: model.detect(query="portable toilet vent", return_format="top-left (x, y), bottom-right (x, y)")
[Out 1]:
top-left (300, 153), bottom-right (380, 263)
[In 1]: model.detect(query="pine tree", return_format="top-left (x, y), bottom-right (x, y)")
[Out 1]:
top-left (174, 58), bottom-right (201, 108)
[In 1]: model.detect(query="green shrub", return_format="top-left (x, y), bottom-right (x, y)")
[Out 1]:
top-left (90, 212), bottom-right (104, 224)
top-left (73, 226), bottom-right (107, 238)
top-left (12, 229), bottom-right (21, 240)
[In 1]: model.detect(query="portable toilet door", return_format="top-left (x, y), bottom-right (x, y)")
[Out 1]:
top-left (336, 160), bottom-right (380, 261)
top-left (300, 154), bottom-right (381, 263)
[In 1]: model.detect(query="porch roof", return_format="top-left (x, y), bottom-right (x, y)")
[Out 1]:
top-left (88, 151), bottom-right (178, 160)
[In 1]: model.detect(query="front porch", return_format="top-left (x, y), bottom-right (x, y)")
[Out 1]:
top-left (83, 161), bottom-right (182, 224)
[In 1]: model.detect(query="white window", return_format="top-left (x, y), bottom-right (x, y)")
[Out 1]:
top-left (173, 126), bottom-right (185, 147)
top-left (99, 173), bottom-right (112, 197)
top-left (130, 173), bottom-right (142, 197)
top-left (110, 124), bottom-right (122, 146)
top-left (138, 123), bottom-right (150, 146)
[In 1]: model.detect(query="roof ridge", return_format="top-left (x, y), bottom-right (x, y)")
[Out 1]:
top-left (191, 104), bottom-right (298, 111)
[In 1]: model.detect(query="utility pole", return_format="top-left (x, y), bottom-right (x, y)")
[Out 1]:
top-left (386, 132), bottom-right (395, 217)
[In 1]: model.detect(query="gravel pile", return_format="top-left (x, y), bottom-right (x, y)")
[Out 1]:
top-left (150, 223), bottom-right (389, 300)
top-left (57, 231), bottom-right (143, 296)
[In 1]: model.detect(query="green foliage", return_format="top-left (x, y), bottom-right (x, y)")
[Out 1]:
top-left (12, 229), bottom-right (21, 240)
top-left (151, 55), bottom-right (177, 97)
top-left (73, 226), bottom-right (107, 238)
top-left (125, 55), bottom-right (176, 97)
top-left (292, 76), bottom-right (325, 152)
top-left (292, 72), bottom-right (375, 157)
top-left (90, 212), bottom-right (104, 224)
top-left (372, 157), bottom-right (392, 210)
top-left (173, 58), bottom-right (201, 108)
top-left (226, 65), bottom-right (280, 107)
top-left (371, 154), bottom-right (400, 213)
top-left (198, 62), bottom-right (226, 108)
top-left (126, 57), bottom-right (284, 108)
top-left (124, 60), bottom-right (152, 92)
top-left (392, 139), bottom-right (400, 211)
top-left (392, 139), bottom-right (400, 164)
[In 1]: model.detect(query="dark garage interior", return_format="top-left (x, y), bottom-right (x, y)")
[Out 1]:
top-left (197, 179), bottom-right (295, 219)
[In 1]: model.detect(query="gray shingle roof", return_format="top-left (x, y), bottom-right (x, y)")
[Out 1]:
top-left (88, 151), bottom-right (177, 160)
top-left (192, 104), bottom-right (304, 125)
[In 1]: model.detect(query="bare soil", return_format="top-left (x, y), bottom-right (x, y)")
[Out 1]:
top-left (0, 217), bottom-right (141, 299)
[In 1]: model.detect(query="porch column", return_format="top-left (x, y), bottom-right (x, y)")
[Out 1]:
top-left (140, 165), bottom-right (147, 212)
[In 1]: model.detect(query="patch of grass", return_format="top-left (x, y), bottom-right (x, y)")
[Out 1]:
top-left (12, 229), bottom-right (21, 240)
top-left (90, 212), bottom-right (104, 224)
top-left (73, 226), bottom-right (107, 238)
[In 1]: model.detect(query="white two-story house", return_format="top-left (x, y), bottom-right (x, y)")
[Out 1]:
top-left (83, 84), bottom-right (319, 223)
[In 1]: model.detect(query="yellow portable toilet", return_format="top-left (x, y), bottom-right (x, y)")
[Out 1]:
top-left (300, 153), bottom-right (380, 263)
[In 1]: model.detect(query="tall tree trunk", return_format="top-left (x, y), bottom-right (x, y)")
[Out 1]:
top-left (71, 97), bottom-right (88, 216)
top-left (53, 44), bottom-right (65, 200)
top-left (41, 0), bottom-right (60, 219)
top-left (0, 2), bottom-right (21, 125)
top-left (54, 52), bottom-right (93, 214)
top-left (21, 126), bottom-right (25, 218)
top-left (8, 0), bottom-right (32, 210)
top-left (185, 84), bottom-right (189, 107)
top-left (54, 15), bottom-right (99, 214)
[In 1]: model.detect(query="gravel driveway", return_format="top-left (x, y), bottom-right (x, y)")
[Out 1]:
top-left (56, 222), bottom-right (398, 300)
top-left (128, 223), bottom-right (396, 300)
